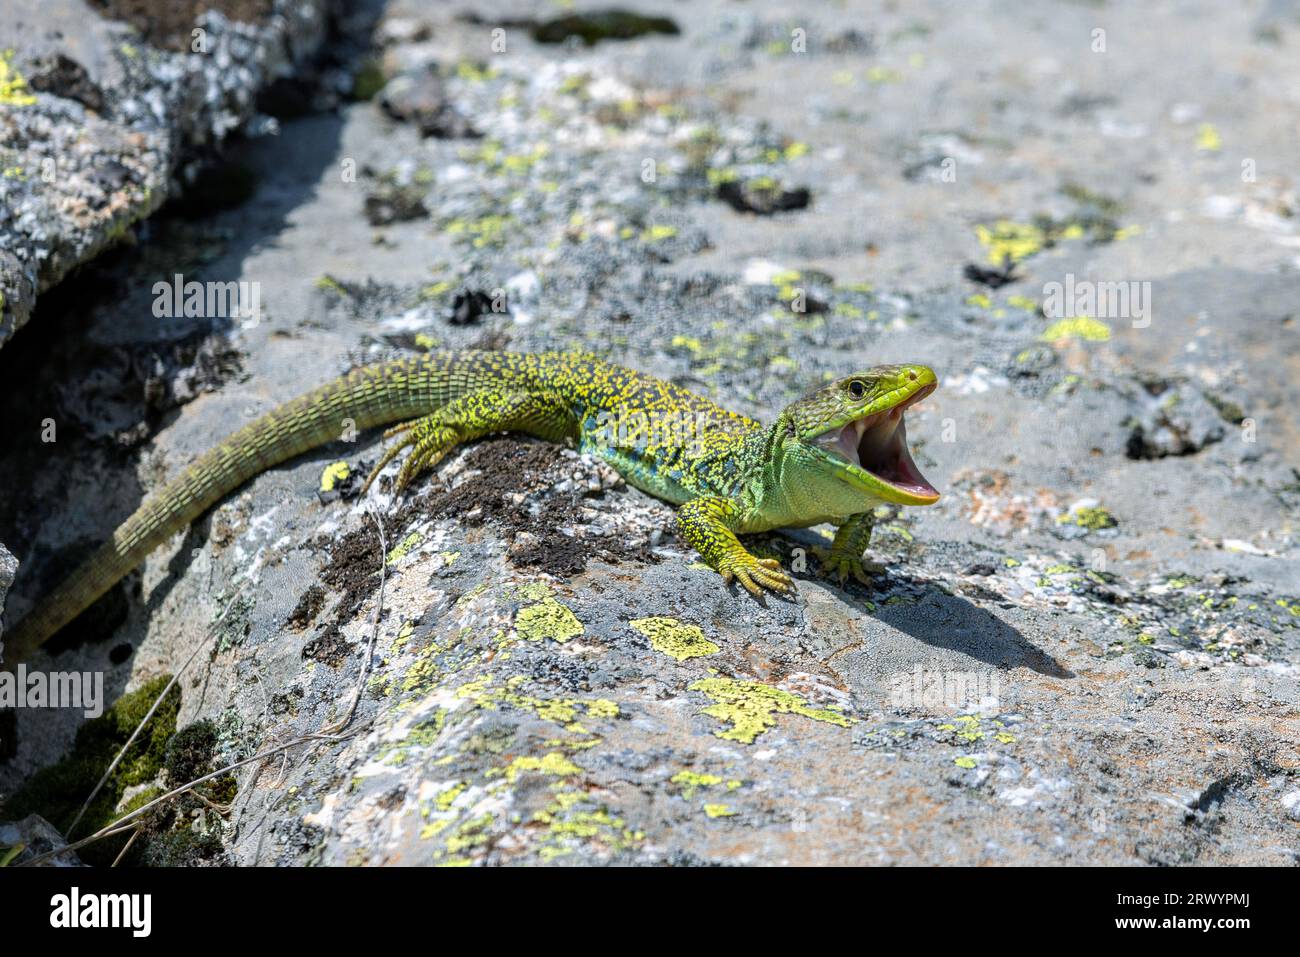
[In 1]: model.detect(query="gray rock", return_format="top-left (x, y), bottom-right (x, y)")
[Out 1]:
top-left (0, 543), bottom-right (14, 648)
top-left (0, 814), bottom-right (82, 866)
top-left (1124, 378), bottom-right (1232, 459)
top-left (0, 0), bottom-right (338, 352)
top-left (379, 68), bottom-right (478, 138)
top-left (1, 0), bottom-right (1297, 869)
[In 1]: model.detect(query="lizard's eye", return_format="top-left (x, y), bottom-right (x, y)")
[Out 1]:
top-left (848, 380), bottom-right (866, 399)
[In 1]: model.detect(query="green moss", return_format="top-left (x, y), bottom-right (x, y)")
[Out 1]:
top-left (350, 58), bottom-right (387, 101)
top-left (688, 677), bottom-right (853, 744)
top-left (162, 720), bottom-right (218, 785)
top-left (2, 676), bottom-right (179, 865)
top-left (630, 617), bottom-right (720, 661)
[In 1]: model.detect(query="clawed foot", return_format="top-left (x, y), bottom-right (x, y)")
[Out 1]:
top-left (812, 546), bottom-right (878, 588)
top-left (719, 551), bottom-right (796, 597)
top-left (360, 415), bottom-right (458, 495)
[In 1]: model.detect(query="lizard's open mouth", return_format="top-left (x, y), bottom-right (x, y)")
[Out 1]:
top-left (813, 382), bottom-right (939, 504)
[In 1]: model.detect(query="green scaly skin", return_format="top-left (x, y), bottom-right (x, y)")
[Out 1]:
top-left (2, 350), bottom-right (939, 666)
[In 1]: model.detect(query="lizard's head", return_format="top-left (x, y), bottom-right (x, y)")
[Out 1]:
top-left (784, 364), bottom-right (940, 506)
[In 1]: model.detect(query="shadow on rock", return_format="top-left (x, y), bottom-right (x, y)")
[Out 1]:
top-left (872, 587), bottom-right (1074, 678)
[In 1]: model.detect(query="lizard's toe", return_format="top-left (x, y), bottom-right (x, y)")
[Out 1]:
top-left (746, 559), bottom-right (795, 595)
top-left (822, 553), bottom-right (873, 589)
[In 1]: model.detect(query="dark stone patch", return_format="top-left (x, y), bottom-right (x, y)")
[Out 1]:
top-left (256, 75), bottom-right (319, 119)
top-left (87, 0), bottom-right (275, 52)
top-left (302, 623), bottom-right (353, 668)
top-left (963, 261), bottom-right (1019, 288)
top-left (824, 29), bottom-right (874, 54)
top-left (529, 10), bottom-right (680, 46)
top-left (166, 160), bottom-right (260, 219)
top-left (363, 178), bottom-right (428, 226)
top-left (287, 584), bottom-right (327, 629)
top-left (26, 54), bottom-right (105, 113)
top-left (0, 710), bottom-right (16, 763)
top-left (421, 438), bottom-right (659, 578)
top-left (1123, 377), bottom-right (1231, 460)
top-left (42, 577), bottom-right (131, 657)
top-left (379, 69), bottom-right (479, 138)
top-left (716, 178), bottom-right (810, 214)
top-left (448, 288), bottom-right (506, 326)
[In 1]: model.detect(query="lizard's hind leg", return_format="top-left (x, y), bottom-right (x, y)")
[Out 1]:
top-left (362, 390), bottom-right (576, 495)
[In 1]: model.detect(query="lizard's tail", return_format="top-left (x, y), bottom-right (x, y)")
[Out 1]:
top-left (1, 356), bottom-right (441, 667)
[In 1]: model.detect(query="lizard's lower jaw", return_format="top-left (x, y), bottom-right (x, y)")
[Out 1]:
top-left (813, 386), bottom-right (939, 505)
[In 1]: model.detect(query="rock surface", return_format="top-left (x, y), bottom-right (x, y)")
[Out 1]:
top-left (0, 0), bottom-right (338, 351)
top-left (0, 813), bottom-right (82, 866)
top-left (0, 1), bottom-right (1297, 866)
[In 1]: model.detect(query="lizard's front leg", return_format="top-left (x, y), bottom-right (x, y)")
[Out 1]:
top-left (818, 511), bottom-right (878, 586)
top-left (362, 390), bottom-right (574, 494)
top-left (676, 496), bottom-right (795, 597)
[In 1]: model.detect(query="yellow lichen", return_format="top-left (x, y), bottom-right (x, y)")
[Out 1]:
top-left (502, 751), bottom-right (582, 783)
top-left (0, 50), bottom-right (37, 107)
top-left (1195, 123), bottom-right (1222, 152)
top-left (515, 596), bottom-right (584, 643)
top-left (630, 617), bottom-right (720, 661)
top-left (1040, 316), bottom-right (1111, 342)
top-left (319, 461), bottom-right (350, 492)
top-left (454, 677), bottom-right (616, 731)
top-left (531, 790), bottom-right (643, 860)
top-left (703, 804), bottom-right (737, 818)
top-left (975, 220), bottom-right (1047, 265)
top-left (640, 225), bottom-right (678, 242)
top-left (670, 770), bottom-right (721, 798)
top-left (689, 677), bottom-right (853, 744)
top-left (435, 782), bottom-right (466, 811)
top-left (1058, 504), bottom-right (1118, 530)
top-left (386, 531), bottom-right (423, 565)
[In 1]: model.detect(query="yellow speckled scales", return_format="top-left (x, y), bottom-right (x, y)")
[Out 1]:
top-left (2, 351), bottom-right (754, 663)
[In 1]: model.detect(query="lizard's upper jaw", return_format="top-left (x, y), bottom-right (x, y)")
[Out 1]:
top-left (811, 382), bottom-right (939, 505)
